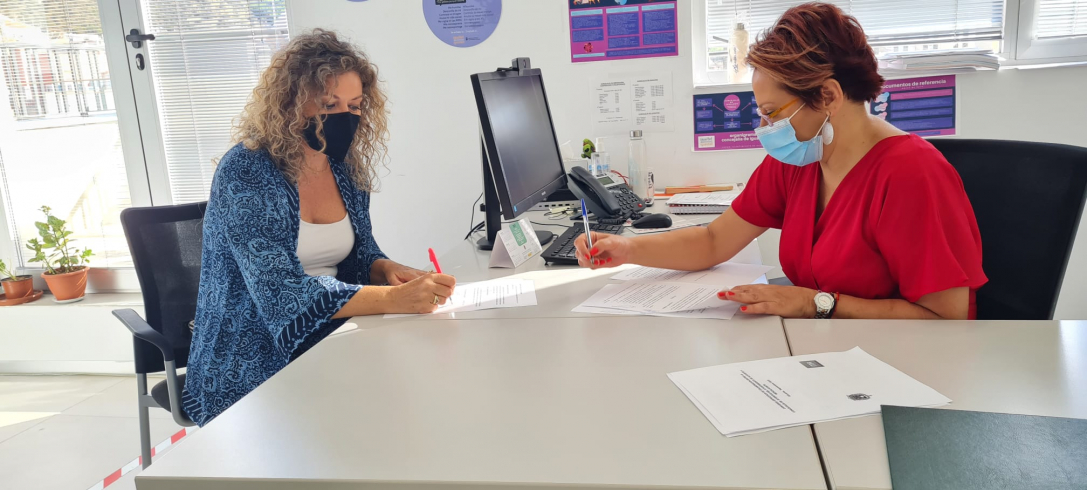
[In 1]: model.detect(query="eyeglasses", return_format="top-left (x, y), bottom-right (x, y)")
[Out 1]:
top-left (756, 98), bottom-right (800, 127)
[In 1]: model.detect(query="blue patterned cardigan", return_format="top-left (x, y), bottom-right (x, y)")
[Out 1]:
top-left (183, 143), bottom-right (387, 426)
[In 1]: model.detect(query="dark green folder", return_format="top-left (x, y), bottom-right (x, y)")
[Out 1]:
top-left (881, 405), bottom-right (1087, 490)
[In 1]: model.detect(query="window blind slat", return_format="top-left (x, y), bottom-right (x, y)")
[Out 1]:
top-left (143, 0), bottom-right (288, 205)
top-left (707, 0), bottom-right (1004, 53)
top-left (1035, 0), bottom-right (1087, 39)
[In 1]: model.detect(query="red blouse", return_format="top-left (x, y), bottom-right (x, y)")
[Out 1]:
top-left (732, 134), bottom-right (987, 318)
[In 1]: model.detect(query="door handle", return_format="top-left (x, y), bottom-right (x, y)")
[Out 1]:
top-left (126, 29), bottom-right (156, 49)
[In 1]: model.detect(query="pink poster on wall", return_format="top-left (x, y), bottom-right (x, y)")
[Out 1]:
top-left (871, 75), bottom-right (956, 137)
top-left (569, 0), bottom-right (679, 63)
top-left (693, 91), bottom-right (762, 151)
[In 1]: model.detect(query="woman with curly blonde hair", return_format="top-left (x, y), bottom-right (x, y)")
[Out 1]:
top-left (184, 29), bottom-right (456, 426)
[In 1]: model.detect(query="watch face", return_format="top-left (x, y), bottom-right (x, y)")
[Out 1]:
top-left (815, 293), bottom-right (834, 310)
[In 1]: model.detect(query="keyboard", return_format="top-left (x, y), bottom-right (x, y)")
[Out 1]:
top-left (542, 222), bottom-right (624, 265)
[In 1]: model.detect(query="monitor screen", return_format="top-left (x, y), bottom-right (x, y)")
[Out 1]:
top-left (477, 74), bottom-right (565, 214)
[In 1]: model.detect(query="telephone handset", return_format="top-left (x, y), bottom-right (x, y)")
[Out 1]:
top-left (567, 165), bottom-right (623, 219)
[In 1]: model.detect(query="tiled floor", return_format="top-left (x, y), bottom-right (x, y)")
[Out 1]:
top-left (0, 374), bottom-right (184, 490)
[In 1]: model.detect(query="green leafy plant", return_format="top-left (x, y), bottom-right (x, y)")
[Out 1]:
top-left (0, 258), bottom-right (18, 281)
top-left (25, 206), bottom-right (93, 275)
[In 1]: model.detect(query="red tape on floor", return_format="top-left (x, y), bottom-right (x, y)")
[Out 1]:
top-left (85, 427), bottom-right (196, 490)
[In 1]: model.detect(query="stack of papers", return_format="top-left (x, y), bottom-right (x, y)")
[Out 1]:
top-left (668, 347), bottom-right (952, 437)
top-left (385, 278), bottom-right (537, 318)
top-left (666, 191), bottom-right (739, 215)
top-left (878, 48), bottom-right (999, 72)
top-left (666, 191), bottom-right (738, 206)
top-left (572, 262), bottom-right (772, 320)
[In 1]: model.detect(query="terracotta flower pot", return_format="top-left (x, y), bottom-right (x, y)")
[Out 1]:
top-left (42, 266), bottom-right (89, 302)
top-left (1, 275), bottom-right (33, 299)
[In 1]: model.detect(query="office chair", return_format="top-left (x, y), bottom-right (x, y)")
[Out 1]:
top-left (113, 202), bottom-right (206, 468)
top-left (930, 139), bottom-right (1087, 320)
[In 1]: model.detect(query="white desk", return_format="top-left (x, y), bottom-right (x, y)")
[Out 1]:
top-left (138, 316), bottom-right (827, 489)
top-left (784, 319), bottom-right (1087, 490)
top-left (349, 209), bottom-right (768, 327)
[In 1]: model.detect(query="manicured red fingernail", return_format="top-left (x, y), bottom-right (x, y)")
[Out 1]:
top-left (741, 306), bottom-right (748, 312)
top-left (717, 292), bottom-right (727, 298)
top-left (728, 291), bottom-right (735, 296)
top-left (590, 248), bottom-right (599, 256)
top-left (606, 258), bottom-right (612, 263)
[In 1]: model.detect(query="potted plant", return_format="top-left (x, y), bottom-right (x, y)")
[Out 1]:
top-left (0, 258), bottom-right (33, 299)
top-left (26, 206), bottom-right (93, 302)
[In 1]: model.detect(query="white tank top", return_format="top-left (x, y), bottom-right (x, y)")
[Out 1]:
top-left (297, 214), bottom-right (354, 278)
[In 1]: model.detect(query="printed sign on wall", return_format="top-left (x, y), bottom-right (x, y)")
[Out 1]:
top-left (423, 0), bottom-right (501, 48)
top-left (693, 91), bottom-right (761, 151)
top-left (569, 0), bottom-right (679, 63)
top-left (871, 75), bottom-right (956, 137)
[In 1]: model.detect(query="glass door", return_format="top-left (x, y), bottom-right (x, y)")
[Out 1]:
top-left (0, 0), bottom-right (289, 290)
top-left (0, 0), bottom-right (151, 278)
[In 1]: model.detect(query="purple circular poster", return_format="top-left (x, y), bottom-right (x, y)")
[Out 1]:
top-left (422, 0), bottom-right (501, 48)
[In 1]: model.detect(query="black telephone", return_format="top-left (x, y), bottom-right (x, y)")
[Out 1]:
top-left (566, 165), bottom-right (646, 219)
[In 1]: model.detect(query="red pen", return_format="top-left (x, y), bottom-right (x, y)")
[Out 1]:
top-left (428, 248), bottom-right (442, 274)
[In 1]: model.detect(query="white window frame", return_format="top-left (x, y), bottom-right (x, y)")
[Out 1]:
top-left (1014, 0), bottom-right (1087, 63)
top-left (0, 0), bottom-right (157, 292)
top-left (692, 0), bottom-right (1087, 89)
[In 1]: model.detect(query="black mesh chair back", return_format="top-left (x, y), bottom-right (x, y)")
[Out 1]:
top-left (119, 202), bottom-right (207, 373)
top-left (929, 139), bottom-right (1087, 320)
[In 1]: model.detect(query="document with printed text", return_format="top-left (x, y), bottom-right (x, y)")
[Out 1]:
top-left (385, 278), bottom-right (537, 318)
top-left (668, 347), bottom-right (951, 437)
top-left (610, 262), bottom-right (773, 287)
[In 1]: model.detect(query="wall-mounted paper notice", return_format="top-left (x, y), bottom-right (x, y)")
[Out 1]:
top-left (591, 72), bottom-right (673, 135)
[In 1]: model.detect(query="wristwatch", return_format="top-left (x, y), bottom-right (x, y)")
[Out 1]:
top-left (814, 291), bottom-right (838, 319)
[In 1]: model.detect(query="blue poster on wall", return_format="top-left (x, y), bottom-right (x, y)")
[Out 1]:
top-left (423, 0), bottom-right (502, 48)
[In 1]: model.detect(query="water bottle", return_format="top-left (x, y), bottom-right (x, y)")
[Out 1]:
top-left (592, 137), bottom-right (610, 177)
top-left (627, 130), bottom-right (646, 198)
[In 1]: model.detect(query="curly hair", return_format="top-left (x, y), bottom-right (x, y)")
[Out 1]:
top-left (235, 28), bottom-right (388, 190)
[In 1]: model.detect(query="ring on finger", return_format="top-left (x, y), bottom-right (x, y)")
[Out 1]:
top-left (432, 294), bottom-right (440, 305)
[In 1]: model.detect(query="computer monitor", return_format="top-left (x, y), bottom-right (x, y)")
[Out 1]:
top-left (471, 64), bottom-right (566, 250)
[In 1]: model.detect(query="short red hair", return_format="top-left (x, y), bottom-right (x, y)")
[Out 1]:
top-left (746, 2), bottom-right (884, 106)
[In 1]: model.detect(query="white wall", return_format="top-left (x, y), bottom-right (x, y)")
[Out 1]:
top-left (289, 0), bottom-right (1087, 318)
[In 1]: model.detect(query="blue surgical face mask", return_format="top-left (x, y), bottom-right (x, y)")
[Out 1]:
top-left (754, 104), bottom-right (832, 167)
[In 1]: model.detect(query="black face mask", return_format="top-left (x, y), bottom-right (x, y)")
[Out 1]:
top-left (303, 111), bottom-right (361, 163)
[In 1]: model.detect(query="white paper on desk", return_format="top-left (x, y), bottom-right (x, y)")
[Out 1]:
top-left (573, 285), bottom-right (741, 320)
top-left (576, 281), bottom-right (724, 313)
top-left (384, 278), bottom-right (537, 318)
top-left (668, 347), bottom-right (952, 437)
top-left (611, 262), bottom-right (773, 288)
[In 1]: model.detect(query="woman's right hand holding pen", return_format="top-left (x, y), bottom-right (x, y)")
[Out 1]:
top-left (574, 231), bottom-right (635, 269)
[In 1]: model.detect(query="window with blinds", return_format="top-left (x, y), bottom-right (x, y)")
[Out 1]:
top-left (705, 0), bottom-right (1005, 74)
top-left (1034, 0), bottom-right (1087, 39)
top-left (142, 0), bottom-right (288, 204)
top-left (0, 0), bottom-right (137, 268)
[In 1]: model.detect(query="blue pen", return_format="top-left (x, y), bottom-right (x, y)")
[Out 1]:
top-left (581, 199), bottom-right (594, 252)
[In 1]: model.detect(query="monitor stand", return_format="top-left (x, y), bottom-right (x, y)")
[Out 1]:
top-left (476, 137), bottom-right (555, 251)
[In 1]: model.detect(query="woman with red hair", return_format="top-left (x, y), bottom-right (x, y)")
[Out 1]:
top-left (576, 3), bottom-right (986, 319)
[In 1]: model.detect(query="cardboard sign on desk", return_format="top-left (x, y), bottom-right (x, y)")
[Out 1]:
top-left (490, 219), bottom-right (543, 269)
